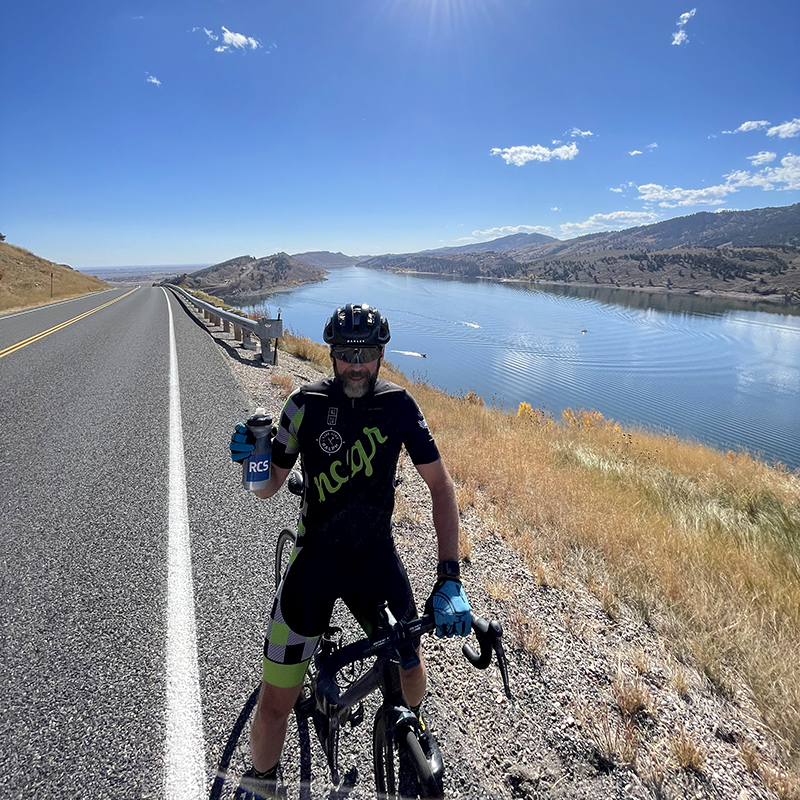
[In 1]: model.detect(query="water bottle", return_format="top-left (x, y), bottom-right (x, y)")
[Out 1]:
top-left (242, 408), bottom-right (273, 491)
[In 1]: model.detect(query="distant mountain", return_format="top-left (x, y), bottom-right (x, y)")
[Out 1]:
top-left (361, 204), bottom-right (800, 302)
top-left (360, 251), bottom-right (523, 279)
top-left (424, 231), bottom-right (558, 256)
top-left (0, 241), bottom-right (109, 312)
top-left (509, 204), bottom-right (800, 260)
top-left (291, 251), bottom-right (361, 269)
top-left (174, 253), bottom-right (327, 299)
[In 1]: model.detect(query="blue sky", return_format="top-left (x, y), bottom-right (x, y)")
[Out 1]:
top-left (1, 0), bottom-right (798, 268)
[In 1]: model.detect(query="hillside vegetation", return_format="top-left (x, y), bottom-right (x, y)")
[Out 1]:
top-left (275, 330), bottom-right (800, 782)
top-left (362, 204), bottom-right (800, 302)
top-left (0, 242), bottom-right (109, 312)
top-left (172, 252), bottom-right (326, 299)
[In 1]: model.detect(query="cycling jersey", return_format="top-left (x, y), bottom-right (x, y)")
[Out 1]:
top-left (271, 377), bottom-right (440, 557)
top-left (262, 376), bottom-right (440, 687)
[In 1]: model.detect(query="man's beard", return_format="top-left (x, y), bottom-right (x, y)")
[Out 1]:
top-left (334, 361), bottom-right (380, 398)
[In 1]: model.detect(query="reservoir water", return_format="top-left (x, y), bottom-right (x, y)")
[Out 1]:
top-left (241, 267), bottom-right (800, 472)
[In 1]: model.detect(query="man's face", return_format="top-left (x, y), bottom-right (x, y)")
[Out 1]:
top-left (332, 348), bottom-right (382, 398)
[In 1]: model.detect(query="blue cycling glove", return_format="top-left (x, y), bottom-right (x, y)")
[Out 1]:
top-left (428, 578), bottom-right (471, 638)
top-left (229, 422), bottom-right (255, 462)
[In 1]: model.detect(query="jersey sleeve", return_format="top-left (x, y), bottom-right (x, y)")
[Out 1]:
top-left (271, 389), bottom-right (304, 470)
top-left (401, 390), bottom-right (440, 465)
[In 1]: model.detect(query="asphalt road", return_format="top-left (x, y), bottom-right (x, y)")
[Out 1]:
top-left (0, 287), bottom-right (297, 798)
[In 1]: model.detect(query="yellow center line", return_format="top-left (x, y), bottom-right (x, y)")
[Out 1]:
top-left (0, 288), bottom-right (139, 360)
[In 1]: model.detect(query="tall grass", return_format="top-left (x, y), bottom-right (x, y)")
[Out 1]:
top-left (277, 332), bottom-right (800, 767)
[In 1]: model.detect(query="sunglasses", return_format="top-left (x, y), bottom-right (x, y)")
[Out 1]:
top-left (331, 346), bottom-right (383, 364)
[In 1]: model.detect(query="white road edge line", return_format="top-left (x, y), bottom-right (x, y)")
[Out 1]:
top-left (163, 289), bottom-right (207, 799)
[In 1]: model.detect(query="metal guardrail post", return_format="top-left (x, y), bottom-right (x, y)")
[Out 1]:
top-left (257, 317), bottom-right (284, 364)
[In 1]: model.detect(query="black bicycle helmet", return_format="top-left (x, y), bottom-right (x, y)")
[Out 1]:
top-left (323, 303), bottom-right (391, 346)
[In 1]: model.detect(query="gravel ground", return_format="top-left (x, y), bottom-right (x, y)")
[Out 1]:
top-left (191, 307), bottom-right (795, 800)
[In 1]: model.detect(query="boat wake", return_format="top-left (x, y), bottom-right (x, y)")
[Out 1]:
top-left (389, 350), bottom-right (427, 358)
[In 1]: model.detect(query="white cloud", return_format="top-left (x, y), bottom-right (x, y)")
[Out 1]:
top-left (737, 120), bottom-right (771, 133)
top-left (629, 150), bottom-right (643, 156)
top-left (725, 154), bottom-right (800, 191)
top-left (490, 142), bottom-right (578, 166)
top-left (473, 224), bottom-right (554, 238)
top-left (637, 183), bottom-right (731, 207)
top-left (551, 207), bottom-right (560, 211)
top-left (647, 142), bottom-right (658, 149)
top-left (672, 8), bottom-right (696, 45)
top-left (767, 118), bottom-right (800, 139)
top-left (567, 127), bottom-right (594, 138)
top-left (609, 187), bottom-right (624, 193)
top-left (146, 74), bottom-right (161, 86)
top-left (560, 211), bottom-right (660, 237)
top-left (748, 151), bottom-right (777, 165)
top-left (636, 154), bottom-right (800, 208)
top-left (221, 26), bottom-right (260, 50)
top-left (723, 120), bottom-right (771, 135)
top-left (193, 25), bottom-right (261, 53)
top-left (672, 29), bottom-right (688, 46)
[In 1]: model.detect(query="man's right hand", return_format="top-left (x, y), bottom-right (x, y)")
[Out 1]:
top-left (229, 422), bottom-right (255, 462)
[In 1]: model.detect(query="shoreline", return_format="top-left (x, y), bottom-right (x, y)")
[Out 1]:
top-left (380, 268), bottom-right (796, 306)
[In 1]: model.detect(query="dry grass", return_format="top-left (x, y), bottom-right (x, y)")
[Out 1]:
top-left (612, 671), bottom-right (653, 720)
top-left (739, 741), bottom-right (800, 799)
top-left (279, 333), bottom-right (332, 367)
top-left (274, 332), bottom-right (800, 772)
top-left (270, 373), bottom-right (295, 398)
top-left (508, 607), bottom-right (546, 660)
top-left (671, 726), bottom-right (706, 772)
top-left (0, 241), bottom-right (109, 312)
top-left (578, 701), bottom-right (639, 768)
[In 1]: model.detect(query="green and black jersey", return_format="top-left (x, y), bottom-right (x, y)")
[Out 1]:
top-left (271, 377), bottom-right (440, 555)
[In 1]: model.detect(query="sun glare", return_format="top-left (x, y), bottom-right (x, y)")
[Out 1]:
top-left (381, 0), bottom-right (498, 39)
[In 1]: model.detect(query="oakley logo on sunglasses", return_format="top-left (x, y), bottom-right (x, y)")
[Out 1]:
top-left (331, 346), bottom-right (382, 363)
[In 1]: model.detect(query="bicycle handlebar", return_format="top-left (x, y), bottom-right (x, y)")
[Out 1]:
top-left (315, 610), bottom-right (512, 710)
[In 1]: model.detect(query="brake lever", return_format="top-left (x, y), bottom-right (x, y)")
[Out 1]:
top-left (462, 614), bottom-right (512, 699)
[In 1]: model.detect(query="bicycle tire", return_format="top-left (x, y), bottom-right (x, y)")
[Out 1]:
top-left (208, 685), bottom-right (260, 800)
top-left (373, 705), bottom-right (443, 799)
top-left (274, 528), bottom-right (296, 591)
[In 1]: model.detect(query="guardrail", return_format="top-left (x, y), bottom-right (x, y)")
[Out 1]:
top-left (166, 284), bottom-right (283, 364)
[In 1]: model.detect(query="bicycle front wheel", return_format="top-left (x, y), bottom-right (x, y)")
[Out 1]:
top-left (373, 705), bottom-right (443, 799)
top-left (274, 528), bottom-right (296, 591)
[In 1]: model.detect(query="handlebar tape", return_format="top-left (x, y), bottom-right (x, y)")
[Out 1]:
top-left (462, 614), bottom-right (503, 669)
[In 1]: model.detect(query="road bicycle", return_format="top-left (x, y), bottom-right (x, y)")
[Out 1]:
top-left (211, 474), bottom-right (511, 799)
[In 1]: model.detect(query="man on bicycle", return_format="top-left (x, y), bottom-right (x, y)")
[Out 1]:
top-left (229, 302), bottom-right (471, 796)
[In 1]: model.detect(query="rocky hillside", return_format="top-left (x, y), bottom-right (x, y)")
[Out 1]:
top-left (360, 204), bottom-right (800, 302)
top-left (173, 252), bottom-right (327, 299)
top-left (0, 242), bottom-right (109, 312)
top-left (514, 203), bottom-right (800, 258)
top-left (425, 231), bottom-right (558, 256)
top-left (291, 251), bottom-right (361, 269)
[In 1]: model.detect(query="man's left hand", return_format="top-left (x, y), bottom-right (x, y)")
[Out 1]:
top-left (427, 578), bottom-right (471, 638)
top-left (229, 422), bottom-right (255, 462)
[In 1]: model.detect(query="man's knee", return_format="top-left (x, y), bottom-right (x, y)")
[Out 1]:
top-left (255, 682), bottom-right (302, 726)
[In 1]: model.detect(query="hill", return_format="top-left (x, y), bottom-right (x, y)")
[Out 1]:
top-left (291, 251), bottom-right (361, 269)
top-left (424, 231), bottom-right (558, 255)
top-left (361, 204), bottom-right (800, 302)
top-left (0, 242), bottom-right (110, 312)
top-left (510, 203), bottom-right (800, 260)
top-left (172, 252), bottom-right (327, 299)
